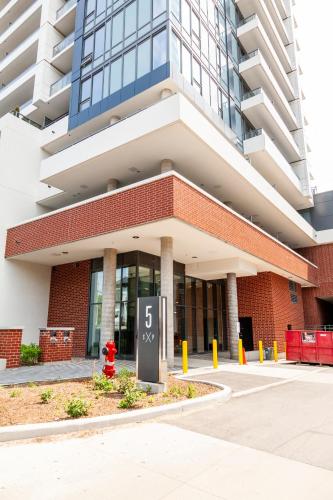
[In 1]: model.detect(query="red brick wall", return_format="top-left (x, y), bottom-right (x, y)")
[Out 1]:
top-left (47, 261), bottom-right (91, 357)
top-left (39, 329), bottom-right (73, 362)
top-left (237, 273), bottom-right (304, 351)
top-left (298, 244), bottom-right (333, 327)
top-left (0, 329), bottom-right (22, 368)
top-left (6, 176), bottom-right (316, 285)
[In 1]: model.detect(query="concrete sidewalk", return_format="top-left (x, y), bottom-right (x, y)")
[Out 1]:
top-left (1, 422), bottom-right (332, 500)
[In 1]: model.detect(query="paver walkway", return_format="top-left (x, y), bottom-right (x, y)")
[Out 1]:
top-left (0, 353), bottom-right (234, 385)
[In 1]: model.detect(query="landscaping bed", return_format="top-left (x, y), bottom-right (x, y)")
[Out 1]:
top-left (0, 370), bottom-right (218, 427)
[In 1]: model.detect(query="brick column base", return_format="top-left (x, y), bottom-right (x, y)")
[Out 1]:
top-left (0, 329), bottom-right (23, 368)
top-left (39, 328), bottom-right (74, 362)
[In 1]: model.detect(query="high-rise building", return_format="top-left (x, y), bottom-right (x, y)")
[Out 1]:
top-left (0, 0), bottom-right (331, 367)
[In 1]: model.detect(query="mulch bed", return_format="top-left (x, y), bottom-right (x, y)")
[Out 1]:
top-left (0, 375), bottom-right (218, 427)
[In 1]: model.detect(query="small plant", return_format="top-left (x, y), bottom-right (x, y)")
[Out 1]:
top-left (28, 381), bottom-right (37, 388)
top-left (187, 384), bottom-right (197, 399)
top-left (9, 389), bottom-right (21, 398)
top-left (66, 398), bottom-right (90, 418)
top-left (168, 385), bottom-right (185, 398)
top-left (145, 385), bottom-right (152, 394)
top-left (117, 368), bottom-right (135, 394)
top-left (147, 396), bottom-right (154, 404)
top-left (40, 389), bottom-right (53, 404)
top-left (118, 387), bottom-right (143, 409)
top-left (20, 344), bottom-right (41, 366)
top-left (92, 373), bottom-right (115, 392)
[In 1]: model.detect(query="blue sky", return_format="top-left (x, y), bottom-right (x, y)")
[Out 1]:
top-left (295, 1), bottom-right (333, 193)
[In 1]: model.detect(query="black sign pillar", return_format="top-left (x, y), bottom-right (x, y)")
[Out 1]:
top-left (137, 296), bottom-right (168, 384)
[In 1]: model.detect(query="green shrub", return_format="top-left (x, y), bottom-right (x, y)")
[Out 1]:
top-left (40, 389), bottom-right (53, 404)
top-left (9, 389), bottom-right (21, 398)
top-left (117, 368), bottom-right (135, 394)
top-left (20, 344), bottom-right (41, 366)
top-left (168, 385), bottom-right (185, 398)
top-left (118, 387), bottom-right (143, 409)
top-left (92, 373), bottom-right (115, 392)
top-left (66, 398), bottom-right (90, 418)
top-left (187, 384), bottom-right (197, 399)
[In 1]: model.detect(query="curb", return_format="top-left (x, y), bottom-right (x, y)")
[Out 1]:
top-left (0, 381), bottom-right (231, 443)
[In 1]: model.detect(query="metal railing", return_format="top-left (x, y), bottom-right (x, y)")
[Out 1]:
top-left (53, 32), bottom-right (74, 57)
top-left (243, 128), bottom-right (263, 140)
top-left (239, 49), bottom-right (259, 64)
top-left (10, 110), bottom-right (42, 129)
top-left (238, 14), bottom-right (256, 27)
top-left (304, 326), bottom-right (333, 332)
top-left (242, 88), bottom-right (262, 101)
top-left (56, 0), bottom-right (77, 20)
top-left (49, 71), bottom-right (72, 96)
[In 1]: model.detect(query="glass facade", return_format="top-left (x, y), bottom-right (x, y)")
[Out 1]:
top-left (70, 0), bottom-right (254, 142)
top-left (87, 251), bottom-right (227, 359)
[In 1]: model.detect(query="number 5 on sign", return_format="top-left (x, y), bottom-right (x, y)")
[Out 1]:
top-left (145, 305), bottom-right (152, 329)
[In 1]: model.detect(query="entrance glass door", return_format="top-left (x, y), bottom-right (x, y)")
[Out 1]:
top-left (87, 268), bottom-right (103, 358)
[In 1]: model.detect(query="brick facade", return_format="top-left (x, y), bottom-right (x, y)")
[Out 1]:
top-left (39, 329), bottom-right (74, 362)
top-left (237, 272), bottom-right (304, 351)
top-left (47, 261), bottom-right (91, 357)
top-left (0, 329), bottom-right (22, 368)
top-left (6, 175), bottom-right (316, 285)
top-left (298, 244), bottom-right (333, 327)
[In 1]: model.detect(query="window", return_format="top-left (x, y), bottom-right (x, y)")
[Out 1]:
top-left (92, 70), bottom-right (103, 105)
top-left (202, 68), bottom-right (210, 102)
top-left (152, 30), bottom-right (167, 69)
top-left (153, 0), bottom-right (166, 18)
top-left (182, 45), bottom-right (191, 83)
top-left (171, 0), bottom-right (180, 21)
top-left (192, 11), bottom-right (200, 46)
top-left (83, 34), bottom-right (93, 59)
top-left (123, 48), bottom-right (136, 86)
top-left (80, 77), bottom-right (91, 110)
top-left (103, 64), bottom-right (110, 98)
top-left (86, 0), bottom-right (95, 16)
top-left (138, 0), bottom-right (151, 27)
top-left (94, 26), bottom-right (105, 60)
top-left (96, 0), bottom-right (106, 16)
top-left (193, 58), bottom-right (201, 92)
top-left (110, 57), bottom-right (122, 93)
top-left (137, 38), bottom-right (151, 78)
top-left (171, 31), bottom-right (181, 71)
top-left (209, 35), bottom-right (216, 69)
top-left (112, 11), bottom-right (124, 47)
top-left (124, 1), bottom-right (137, 38)
top-left (201, 25), bottom-right (208, 59)
top-left (182, 0), bottom-right (191, 34)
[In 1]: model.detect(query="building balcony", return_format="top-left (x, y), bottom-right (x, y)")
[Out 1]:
top-left (243, 129), bottom-right (310, 209)
top-left (237, 15), bottom-right (295, 101)
top-left (38, 92), bottom-right (314, 248)
top-left (241, 88), bottom-right (301, 163)
top-left (239, 50), bottom-right (297, 130)
top-left (49, 71), bottom-right (72, 97)
top-left (0, 0), bottom-right (36, 33)
top-left (236, 1), bottom-right (292, 72)
top-left (264, 0), bottom-right (290, 44)
top-left (54, 0), bottom-right (77, 36)
top-left (0, 0), bottom-right (41, 56)
top-left (274, 0), bottom-right (288, 19)
top-left (51, 32), bottom-right (74, 74)
top-left (0, 64), bottom-right (35, 118)
top-left (0, 30), bottom-right (38, 88)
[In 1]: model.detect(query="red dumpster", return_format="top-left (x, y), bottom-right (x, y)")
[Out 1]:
top-left (285, 330), bottom-right (301, 362)
top-left (300, 331), bottom-right (317, 363)
top-left (317, 331), bottom-right (333, 365)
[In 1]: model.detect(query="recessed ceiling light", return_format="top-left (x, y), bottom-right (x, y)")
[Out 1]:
top-left (192, 256), bottom-right (198, 259)
top-left (62, 251), bottom-right (69, 255)
top-left (132, 236), bottom-right (140, 239)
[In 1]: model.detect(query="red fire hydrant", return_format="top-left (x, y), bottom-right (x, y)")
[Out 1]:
top-left (102, 341), bottom-right (117, 378)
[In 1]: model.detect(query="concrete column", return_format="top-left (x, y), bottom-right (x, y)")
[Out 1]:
top-left (161, 237), bottom-right (174, 367)
top-left (160, 88), bottom-right (172, 100)
top-left (100, 248), bottom-right (117, 357)
top-left (227, 273), bottom-right (239, 360)
top-left (110, 115), bottom-right (121, 125)
top-left (107, 178), bottom-right (119, 192)
top-left (160, 159), bottom-right (173, 174)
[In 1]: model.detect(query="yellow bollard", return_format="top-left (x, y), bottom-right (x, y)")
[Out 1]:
top-left (212, 339), bottom-right (218, 369)
top-left (259, 340), bottom-right (264, 364)
top-left (273, 340), bottom-right (278, 363)
top-left (182, 340), bottom-right (188, 374)
top-left (238, 339), bottom-right (243, 365)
